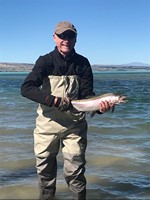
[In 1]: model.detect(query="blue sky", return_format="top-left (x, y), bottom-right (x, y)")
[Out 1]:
top-left (0, 0), bottom-right (150, 65)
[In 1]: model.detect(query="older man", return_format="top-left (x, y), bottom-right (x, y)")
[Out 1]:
top-left (21, 21), bottom-right (112, 200)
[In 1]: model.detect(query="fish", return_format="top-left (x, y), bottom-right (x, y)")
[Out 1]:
top-left (71, 93), bottom-right (127, 117)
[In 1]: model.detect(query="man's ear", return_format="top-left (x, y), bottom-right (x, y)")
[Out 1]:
top-left (53, 34), bottom-right (57, 42)
top-left (75, 36), bottom-right (77, 43)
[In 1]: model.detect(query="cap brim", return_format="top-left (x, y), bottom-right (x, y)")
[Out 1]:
top-left (55, 28), bottom-right (77, 34)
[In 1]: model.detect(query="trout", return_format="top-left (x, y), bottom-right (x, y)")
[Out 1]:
top-left (71, 93), bottom-right (127, 117)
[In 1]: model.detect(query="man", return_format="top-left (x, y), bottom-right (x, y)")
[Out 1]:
top-left (21, 21), bottom-right (112, 200)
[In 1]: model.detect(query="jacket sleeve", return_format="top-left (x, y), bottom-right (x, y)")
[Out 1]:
top-left (21, 56), bottom-right (55, 106)
top-left (79, 59), bottom-right (95, 99)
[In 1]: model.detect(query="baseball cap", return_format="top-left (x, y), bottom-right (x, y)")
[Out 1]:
top-left (54, 21), bottom-right (77, 34)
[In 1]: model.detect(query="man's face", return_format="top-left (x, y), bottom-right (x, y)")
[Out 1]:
top-left (53, 30), bottom-right (76, 56)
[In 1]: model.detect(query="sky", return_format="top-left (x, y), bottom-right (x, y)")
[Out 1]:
top-left (0, 0), bottom-right (150, 65)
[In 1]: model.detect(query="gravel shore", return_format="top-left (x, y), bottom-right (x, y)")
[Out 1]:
top-left (0, 62), bottom-right (150, 72)
top-left (0, 63), bottom-right (33, 72)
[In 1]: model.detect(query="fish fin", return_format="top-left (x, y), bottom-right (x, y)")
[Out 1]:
top-left (111, 105), bottom-right (115, 113)
top-left (90, 111), bottom-right (96, 117)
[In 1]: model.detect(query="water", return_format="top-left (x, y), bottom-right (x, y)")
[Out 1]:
top-left (0, 72), bottom-right (150, 199)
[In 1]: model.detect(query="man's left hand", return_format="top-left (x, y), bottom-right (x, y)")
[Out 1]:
top-left (99, 100), bottom-right (115, 113)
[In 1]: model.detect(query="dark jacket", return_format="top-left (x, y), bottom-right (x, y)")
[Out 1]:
top-left (21, 47), bottom-right (95, 107)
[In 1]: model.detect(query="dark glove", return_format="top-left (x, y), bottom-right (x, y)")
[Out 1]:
top-left (54, 97), bottom-right (73, 111)
top-left (96, 110), bottom-right (103, 114)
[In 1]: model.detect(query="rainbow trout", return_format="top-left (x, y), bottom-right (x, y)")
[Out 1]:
top-left (71, 93), bottom-right (127, 117)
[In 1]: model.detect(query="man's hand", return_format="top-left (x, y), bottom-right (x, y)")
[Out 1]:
top-left (53, 97), bottom-right (72, 111)
top-left (99, 100), bottom-right (115, 113)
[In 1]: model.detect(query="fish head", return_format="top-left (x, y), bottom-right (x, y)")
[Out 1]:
top-left (119, 95), bottom-right (128, 103)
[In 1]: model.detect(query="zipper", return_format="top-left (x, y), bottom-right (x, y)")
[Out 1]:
top-left (63, 60), bottom-right (68, 98)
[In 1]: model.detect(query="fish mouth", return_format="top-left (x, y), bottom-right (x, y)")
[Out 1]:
top-left (119, 96), bottom-right (128, 103)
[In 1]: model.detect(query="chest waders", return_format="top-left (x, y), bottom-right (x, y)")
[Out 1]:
top-left (34, 75), bottom-right (87, 200)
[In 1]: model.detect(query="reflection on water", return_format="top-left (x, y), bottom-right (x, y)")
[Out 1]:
top-left (0, 186), bottom-right (131, 200)
top-left (0, 152), bottom-right (149, 199)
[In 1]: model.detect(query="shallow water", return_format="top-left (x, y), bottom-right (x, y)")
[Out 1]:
top-left (0, 72), bottom-right (150, 199)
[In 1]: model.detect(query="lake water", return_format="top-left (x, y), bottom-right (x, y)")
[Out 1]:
top-left (0, 71), bottom-right (150, 199)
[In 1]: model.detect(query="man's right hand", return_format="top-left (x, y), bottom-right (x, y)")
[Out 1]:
top-left (53, 97), bottom-right (72, 111)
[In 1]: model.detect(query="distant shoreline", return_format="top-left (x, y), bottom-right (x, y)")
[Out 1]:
top-left (0, 62), bottom-right (33, 72)
top-left (0, 62), bottom-right (150, 72)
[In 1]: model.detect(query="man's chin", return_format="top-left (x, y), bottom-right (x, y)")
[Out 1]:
top-left (61, 49), bottom-right (71, 55)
